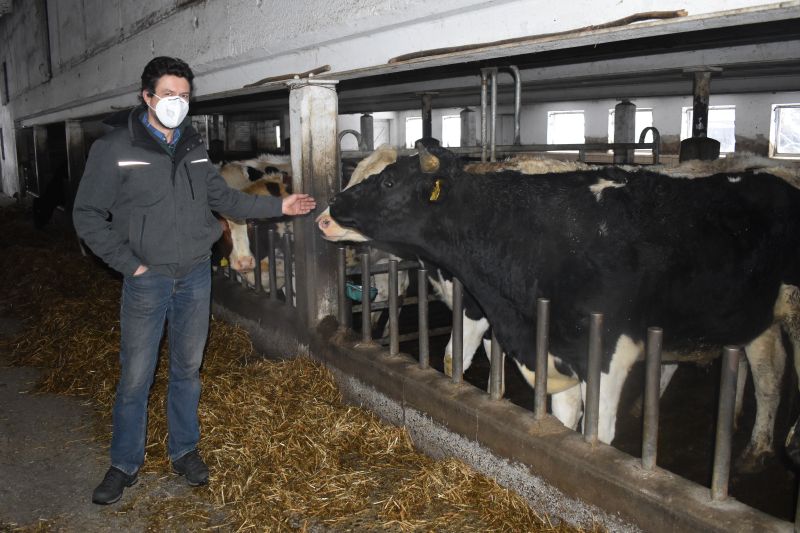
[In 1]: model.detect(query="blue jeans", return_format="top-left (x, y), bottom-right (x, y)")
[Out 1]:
top-left (110, 259), bottom-right (211, 475)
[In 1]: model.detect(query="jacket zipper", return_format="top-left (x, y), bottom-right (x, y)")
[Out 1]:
top-left (140, 214), bottom-right (147, 245)
top-left (184, 162), bottom-right (195, 200)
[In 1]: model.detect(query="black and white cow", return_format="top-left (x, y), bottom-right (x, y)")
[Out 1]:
top-left (324, 143), bottom-right (800, 462)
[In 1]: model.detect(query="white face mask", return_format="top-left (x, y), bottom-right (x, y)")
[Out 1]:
top-left (149, 94), bottom-right (189, 129)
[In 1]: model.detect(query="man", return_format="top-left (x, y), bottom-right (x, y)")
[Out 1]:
top-left (73, 57), bottom-right (316, 505)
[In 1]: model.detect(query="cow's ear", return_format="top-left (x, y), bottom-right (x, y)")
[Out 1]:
top-left (427, 176), bottom-right (448, 203)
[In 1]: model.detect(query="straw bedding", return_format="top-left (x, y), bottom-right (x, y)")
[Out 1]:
top-left (0, 206), bottom-right (589, 532)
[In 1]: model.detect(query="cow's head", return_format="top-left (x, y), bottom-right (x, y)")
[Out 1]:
top-left (326, 144), bottom-right (460, 245)
top-left (316, 144), bottom-right (399, 242)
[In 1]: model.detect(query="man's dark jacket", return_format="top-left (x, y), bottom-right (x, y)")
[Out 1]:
top-left (73, 106), bottom-right (283, 277)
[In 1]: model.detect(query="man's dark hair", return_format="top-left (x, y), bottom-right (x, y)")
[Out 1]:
top-left (139, 56), bottom-right (194, 103)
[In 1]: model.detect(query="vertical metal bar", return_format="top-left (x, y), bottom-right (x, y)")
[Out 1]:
top-left (534, 298), bottom-right (550, 420)
top-left (253, 223), bottom-right (263, 293)
top-left (337, 246), bottom-right (348, 328)
top-left (480, 70), bottom-right (488, 163)
top-left (490, 69), bottom-right (497, 162)
top-left (283, 233), bottom-right (294, 306)
top-left (584, 312), bottom-right (603, 445)
top-left (268, 228), bottom-right (278, 300)
top-left (451, 278), bottom-right (464, 384)
top-left (388, 259), bottom-right (400, 356)
top-left (421, 93), bottom-right (433, 140)
top-left (489, 331), bottom-right (503, 400)
top-left (508, 65), bottom-right (521, 145)
top-left (691, 71), bottom-right (712, 138)
top-left (711, 346), bottom-right (741, 501)
top-left (418, 268), bottom-right (429, 369)
top-left (360, 251), bottom-right (372, 344)
top-left (642, 327), bottom-right (663, 470)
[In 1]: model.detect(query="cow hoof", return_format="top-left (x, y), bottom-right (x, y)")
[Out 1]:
top-left (736, 447), bottom-right (770, 474)
top-left (443, 355), bottom-right (453, 377)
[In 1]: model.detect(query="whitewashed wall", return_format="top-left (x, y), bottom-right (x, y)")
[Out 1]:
top-left (0, 0), bottom-right (789, 195)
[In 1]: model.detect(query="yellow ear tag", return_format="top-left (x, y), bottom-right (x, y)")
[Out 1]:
top-left (429, 179), bottom-right (442, 202)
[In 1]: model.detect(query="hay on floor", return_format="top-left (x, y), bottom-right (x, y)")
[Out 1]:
top-left (0, 205), bottom-right (593, 532)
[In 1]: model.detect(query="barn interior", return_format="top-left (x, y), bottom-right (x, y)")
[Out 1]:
top-left (1, 1), bottom-right (800, 531)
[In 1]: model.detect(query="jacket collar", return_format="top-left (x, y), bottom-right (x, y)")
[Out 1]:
top-left (122, 105), bottom-right (203, 160)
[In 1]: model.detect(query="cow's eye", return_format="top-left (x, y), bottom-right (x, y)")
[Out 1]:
top-left (383, 180), bottom-right (394, 188)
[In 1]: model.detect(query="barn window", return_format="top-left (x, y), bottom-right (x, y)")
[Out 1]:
top-left (608, 108), bottom-right (654, 153)
top-left (373, 118), bottom-right (390, 146)
top-left (681, 105), bottom-right (736, 153)
top-left (441, 115), bottom-right (461, 147)
top-left (770, 104), bottom-right (800, 157)
top-left (546, 110), bottom-right (585, 148)
top-left (405, 117), bottom-right (422, 148)
top-left (275, 125), bottom-right (281, 149)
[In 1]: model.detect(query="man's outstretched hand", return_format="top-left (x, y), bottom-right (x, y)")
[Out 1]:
top-left (282, 194), bottom-right (317, 216)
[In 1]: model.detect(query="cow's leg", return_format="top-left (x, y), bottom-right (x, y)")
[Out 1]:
top-left (776, 284), bottom-right (800, 467)
top-left (552, 384), bottom-right (582, 430)
top-left (734, 356), bottom-right (749, 431)
top-left (374, 268), bottom-right (409, 338)
top-left (585, 334), bottom-right (641, 444)
top-left (738, 324), bottom-right (785, 472)
top-left (444, 315), bottom-right (490, 377)
top-left (628, 363), bottom-right (679, 418)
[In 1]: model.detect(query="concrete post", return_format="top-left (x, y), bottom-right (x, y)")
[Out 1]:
top-left (460, 108), bottom-right (477, 147)
top-left (64, 120), bottom-right (85, 222)
top-left (613, 100), bottom-right (636, 164)
top-left (360, 113), bottom-right (374, 151)
top-left (287, 78), bottom-right (340, 329)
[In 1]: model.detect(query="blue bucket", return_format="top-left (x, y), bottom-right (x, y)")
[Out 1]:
top-left (346, 282), bottom-right (378, 302)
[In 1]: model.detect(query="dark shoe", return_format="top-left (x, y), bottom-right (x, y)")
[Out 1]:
top-left (92, 466), bottom-right (138, 505)
top-left (172, 449), bottom-right (209, 486)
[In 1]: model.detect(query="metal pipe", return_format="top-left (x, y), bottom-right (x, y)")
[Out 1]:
top-left (584, 312), bottom-right (603, 445)
top-left (451, 278), bottom-right (464, 384)
top-left (253, 223), bottom-right (263, 294)
top-left (361, 251), bottom-right (372, 344)
top-left (268, 228), bottom-right (278, 300)
top-left (421, 93), bottom-right (434, 139)
top-left (490, 68), bottom-right (497, 162)
top-left (480, 70), bottom-right (488, 163)
top-left (489, 330), bottom-right (503, 400)
top-left (711, 346), bottom-right (741, 500)
top-left (692, 71), bottom-right (712, 138)
top-left (388, 259), bottom-right (400, 356)
top-left (418, 268), bottom-right (430, 369)
top-left (534, 298), bottom-right (550, 420)
top-left (639, 126), bottom-right (661, 165)
top-left (642, 327), bottom-right (663, 470)
top-left (283, 233), bottom-right (294, 306)
top-left (337, 247), bottom-right (348, 328)
top-left (507, 65), bottom-right (521, 145)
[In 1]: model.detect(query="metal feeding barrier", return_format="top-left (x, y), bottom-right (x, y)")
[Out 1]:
top-left (217, 222), bottom-right (295, 307)
top-left (217, 228), bottom-right (789, 525)
top-left (334, 242), bottom-right (758, 511)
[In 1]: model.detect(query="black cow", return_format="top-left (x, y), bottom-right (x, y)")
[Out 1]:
top-left (327, 144), bottom-right (800, 457)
